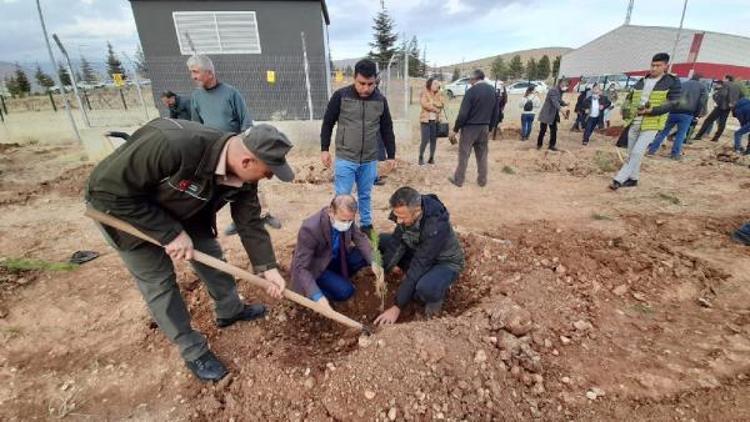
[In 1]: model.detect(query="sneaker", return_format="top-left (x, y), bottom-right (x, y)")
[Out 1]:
top-left (374, 177), bottom-right (386, 186)
top-left (582, 141), bottom-right (589, 146)
top-left (216, 303), bottom-right (267, 328)
top-left (447, 177), bottom-right (462, 187)
top-left (622, 179), bottom-right (638, 188)
top-left (262, 213), bottom-right (282, 230)
top-left (224, 222), bottom-right (238, 236)
top-left (185, 350), bottom-right (228, 382)
top-left (732, 231), bottom-right (750, 246)
top-left (609, 180), bottom-right (622, 191)
top-left (670, 155), bottom-right (681, 161)
top-left (425, 300), bottom-right (444, 318)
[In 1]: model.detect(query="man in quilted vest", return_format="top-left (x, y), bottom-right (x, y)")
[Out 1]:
top-left (610, 53), bottom-right (682, 191)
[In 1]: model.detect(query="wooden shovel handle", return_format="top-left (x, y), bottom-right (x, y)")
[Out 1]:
top-left (84, 207), bottom-right (364, 331)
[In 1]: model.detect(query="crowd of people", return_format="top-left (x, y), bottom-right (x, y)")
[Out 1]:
top-left (86, 57), bottom-right (464, 382)
top-left (84, 51), bottom-right (750, 382)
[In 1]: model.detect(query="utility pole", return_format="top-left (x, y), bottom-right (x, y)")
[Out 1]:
top-left (36, 0), bottom-right (81, 144)
top-left (668, 0), bottom-right (689, 73)
top-left (625, 0), bottom-right (634, 25)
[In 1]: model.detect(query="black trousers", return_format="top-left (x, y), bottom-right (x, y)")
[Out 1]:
top-left (537, 121), bottom-right (558, 148)
top-left (696, 107), bottom-right (730, 140)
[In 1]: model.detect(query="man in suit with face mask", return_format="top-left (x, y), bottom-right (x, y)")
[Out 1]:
top-left (290, 195), bottom-right (384, 309)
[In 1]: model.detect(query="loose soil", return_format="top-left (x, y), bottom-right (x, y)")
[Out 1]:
top-left (1, 122), bottom-right (750, 421)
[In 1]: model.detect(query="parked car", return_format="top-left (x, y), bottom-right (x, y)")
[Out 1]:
top-left (575, 74), bottom-right (638, 92)
top-left (444, 77), bottom-right (499, 99)
top-left (506, 81), bottom-right (547, 95)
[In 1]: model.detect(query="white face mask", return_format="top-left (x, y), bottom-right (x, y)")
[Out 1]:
top-left (332, 219), bottom-right (353, 232)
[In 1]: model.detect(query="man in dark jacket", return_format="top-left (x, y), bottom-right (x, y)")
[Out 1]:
top-left (291, 195), bottom-right (382, 307)
top-left (537, 78), bottom-right (570, 151)
top-left (160, 91), bottom-right (191, 120)
top-left (374, 187), bottom-right (465, 325)
top-left (647, 73), bottom-right (707, 159)
top-left (611, 53), bottom-right (682, 190)
top-left (320, 59), bottom-right (396, 235)
top-left (86, 119), bottom-right (294, 382)
top-left (581, 86), bottom-right (612, 145)
top-left (694, 74), bottom-right (744, 142)
top-left (448, 69), bottom-right (500, 188)
top-left (571, 88), bottom-right (590, 132)
top-left (733, 97), bottom-right (750, 153)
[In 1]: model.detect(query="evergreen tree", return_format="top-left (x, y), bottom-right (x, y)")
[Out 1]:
top-left (344, 65), bottom-right (354, 77)
top-left (34, 64), bottom-right (55, 91)
top-left (508, 55), bottom-right (524, 80)
top-left (552, 55), bottom-right (561, 78)
top-left (525, 58), bottom-right (537, 81)
top-left (58, 63), bottom-right (72, 87)
top-left (105, 41), bottom-right (126, 79)
top-left (490, 56), bottom-right (508, 81)
top-left (14, 65), bottom-right (31, 96)
top-left (367, 4), bottom-right (398, 72)
top-left (5, 76), bottom-right (20, 97)
top-left (537, 55), bottom-right (551, 80)
top-left (80, 55), bottom-right (98, 84)
top-left (421, 46), bottom-right (428, 78)
top-left (135, 45), bottom-right (148, 76)
top-left (407, 36), bottom-right (421, 77)
top-left (451, 67), bottom-right (460, 82)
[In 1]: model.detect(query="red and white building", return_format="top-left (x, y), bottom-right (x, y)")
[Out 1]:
top-left (559, 24), bottom-right (750, 87)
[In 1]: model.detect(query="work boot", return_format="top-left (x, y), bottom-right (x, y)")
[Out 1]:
top-left (428, 157), bottom-right (435, 164)
top-left (374, 176), bottom-right (386, 186)
top-left (185, 350), bottom-right (228, 382)
top-left (425, 300), bottom-right (444, 318)
top-left (622, 179), bottom-right (638, 188)
top-left (609, 180), bottom-right (622, 191)
top-left (216, 304), bottom-right (267, 328)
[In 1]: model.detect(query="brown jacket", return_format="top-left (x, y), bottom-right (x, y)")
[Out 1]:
top-left (291, 207), bottom-right (373, 298)
top-left (419, 90), bottom-right (445, 123)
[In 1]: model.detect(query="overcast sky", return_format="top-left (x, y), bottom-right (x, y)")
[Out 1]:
top-left (1, 0), bottom-right (748, 67)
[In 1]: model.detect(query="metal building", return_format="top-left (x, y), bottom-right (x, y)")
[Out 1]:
top-left (559, 25), bottom-right (750, 87)
top-left (129, 0), bottom-right (332, 120)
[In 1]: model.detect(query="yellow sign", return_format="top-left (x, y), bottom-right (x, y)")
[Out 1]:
top-left (112, 73), bottom-right (125, 88)
top-left (335, 70), bottom-right (344, 82)
top-left (266, 70), bottom-right (276, 84)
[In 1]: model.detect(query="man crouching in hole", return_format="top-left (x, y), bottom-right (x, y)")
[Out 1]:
top-left (374, 186), bottom-right (465, 325)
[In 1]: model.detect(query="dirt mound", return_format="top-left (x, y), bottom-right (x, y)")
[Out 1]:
top-left (0, 164), bottom-right (92, 206)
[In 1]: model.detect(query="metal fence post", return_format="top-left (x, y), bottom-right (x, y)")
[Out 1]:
top-left (301, 32), bottom-right (314, 121)
top-left (122, 51), bottom-right (149, 122)
top-left (47, 91), bottom-right (57, 112)
top-left (403, 48), bottom-right (408, 120)
top-left (36, 0), bottom-right (81, 144)
top-left (52, 33), bottom-right (90, 127)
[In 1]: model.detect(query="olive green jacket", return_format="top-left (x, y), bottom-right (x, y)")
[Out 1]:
top-left (86, 118), bottom-right (277, 272)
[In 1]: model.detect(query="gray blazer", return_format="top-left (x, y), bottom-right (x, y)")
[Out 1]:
top-left (538, 87), bottom-right (568, 125)
top-left (290, 207), bottom-right (373, 298)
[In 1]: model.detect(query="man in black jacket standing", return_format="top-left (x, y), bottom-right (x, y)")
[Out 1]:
top-left (86, 119), bottom-right (294, 382)
top-left (448, 69), bottom-right (500, 187)
top-left (374, 187), bottom-right (464, 325)
top-left (537, 78), bottom-right (569, 151)
top-left (320, 59), bottom-right (396, 235)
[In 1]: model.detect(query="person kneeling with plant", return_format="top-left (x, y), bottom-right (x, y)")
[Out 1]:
top-left (374, 187), bottom-right (465, 325)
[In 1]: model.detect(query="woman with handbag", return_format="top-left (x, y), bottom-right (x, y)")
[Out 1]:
top-left (419, 77), bottom-right (445, 165)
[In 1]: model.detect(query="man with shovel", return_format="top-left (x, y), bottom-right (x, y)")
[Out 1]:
top-left (86, 118), bottom-right (294, 382)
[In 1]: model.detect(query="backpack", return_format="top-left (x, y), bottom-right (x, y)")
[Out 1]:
top-left (523, 98), bottom-right (534, 112)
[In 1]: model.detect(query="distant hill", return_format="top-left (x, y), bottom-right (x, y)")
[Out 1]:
top-left (439, 47), bottom-right (573, 78)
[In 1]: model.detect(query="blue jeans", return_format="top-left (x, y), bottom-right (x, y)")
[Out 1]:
top-left (583, 115), bottom-right (602, 143)
top-left (520, 114), bottom-right (534, 138)
top-left (648, 112), bottom-right (693, 156)
top-left (316, 249), bottom-right (368, 301)
top-left (734, 122), bottom-right (750, 151)
top-left (334, 159), bottom-right (378, 226)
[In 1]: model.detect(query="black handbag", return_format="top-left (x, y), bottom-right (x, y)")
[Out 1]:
top-left (437, 109), bottom-right (450, 138)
